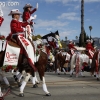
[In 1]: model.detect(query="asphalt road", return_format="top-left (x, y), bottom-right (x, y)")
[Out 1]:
top-left (1, 72), bottom-right (100, 100)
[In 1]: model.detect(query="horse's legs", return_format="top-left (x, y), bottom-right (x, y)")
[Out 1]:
top-left (19, 73), bottom-right (31, 97)
top-left (57, 68), bottom-right (60, 75)
top-left (16, 70), bottom-right (26, 87)
top-left (70, 69), bottom-right (74, 77)
top-left (62, 68), bottom-right (66, 75)
top-left (0, 86), bottom-right (3, 98)
top-left (0, 72), bottom-right (10, 87)
top-left (34, 72), bottom-right (39, 84)
top-left (13, 70), bottom-right (20, 81)
top-left (42, 76), bottom-right (51, 96)
top-left (17, 70), bottom-right (26, 82)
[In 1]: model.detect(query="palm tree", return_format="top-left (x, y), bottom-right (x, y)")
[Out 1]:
top-left (89, 26), bottom-right (92, 39)
top-left (65, 36), bottom-right (67, 41)
top-left (75, 36), bottom-right (78, 40)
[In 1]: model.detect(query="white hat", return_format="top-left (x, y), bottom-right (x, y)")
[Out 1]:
top-left (69, 40), bottom-right (73, 42)
top-left (8, 9), bottom-right (22, 16)
top-left (86, 39), bottom-right (91, 43)
top-left (23, 4), bottom-right (33, 9)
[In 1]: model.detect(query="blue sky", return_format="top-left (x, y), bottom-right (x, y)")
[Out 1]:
top-left (0, 0), bottom-right (100, 40)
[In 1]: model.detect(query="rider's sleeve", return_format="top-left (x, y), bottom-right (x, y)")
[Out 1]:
top-left (91, 46), bottom-right (94, 51)
top-left (23, 12), bottom-right (30, 21)
top-left (30, 8), bottom-right (37, 14)
top-left (20, 22), bottom-right (28, 27)
top-left (11, 22), bottom-right (24, 33)
top-left (71, 44), bottom-right (77, 50)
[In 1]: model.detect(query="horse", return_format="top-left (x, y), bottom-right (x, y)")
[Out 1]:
top-left (91, 50), bottom-right (100, 80)
top-left (70, 50), bottom-right (90, 77)
top-left (55, 50), bottom-right (70, 75)
top-left (0, 39), bottom-right (51, 97)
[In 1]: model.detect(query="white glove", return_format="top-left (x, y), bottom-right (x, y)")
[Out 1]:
top-left (30, 15), bottom-right (37, 20)
top-left (0, 6), bottom-right (3, 17)
top-left (36, 3), bottom-right (38, 10)
top-left (33, 15), bottom-right (37, 19)
top-left (23, 28), bottom-right (27, 31)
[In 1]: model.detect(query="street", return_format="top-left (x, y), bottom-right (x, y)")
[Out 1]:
top-left (1, 72), bottom-right (100, 100)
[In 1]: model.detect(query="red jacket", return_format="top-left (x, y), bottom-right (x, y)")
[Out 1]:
top-left (86, 43), bottom-right (94, 51)
top-left (23, 8), bottom-right (37, 21)
top-left (68, 43), bottom-right (76, 50)
top-left (10, 19), bottom-right (28, 34)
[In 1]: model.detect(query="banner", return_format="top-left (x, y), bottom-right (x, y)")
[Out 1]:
top-left (3, 43), bottom-right (20, 66)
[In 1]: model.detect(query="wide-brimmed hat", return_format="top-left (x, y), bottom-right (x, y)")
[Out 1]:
top-left (23, 4), bottom-right (33, 9)
top-left (86, 39), bottom-right (91, 43)
top-left (8, 9), bottom-right (22, 16)
top-left (69, 40), bottom-right (73, 43)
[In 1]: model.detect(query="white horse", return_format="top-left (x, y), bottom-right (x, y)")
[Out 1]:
top-left (70, 47), bottom-right (90, 77)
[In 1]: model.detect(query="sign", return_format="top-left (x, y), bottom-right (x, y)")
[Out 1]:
top-left (3, 43), bottom-right (20, 65)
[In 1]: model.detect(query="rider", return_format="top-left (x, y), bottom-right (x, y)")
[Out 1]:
top-left (68, 40), bottom-right (77, 55)
top-left (7, 9), bottom-right (36, 71)
top-left (86, 39), bottom-right (94, 59)
top-left (22, 3), bottom-right (38, 25)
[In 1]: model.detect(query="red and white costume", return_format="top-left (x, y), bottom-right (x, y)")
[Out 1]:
top-left (68, 41), bottom-right (76, 55)
top-left (0, 6), bottom-right (4, 26)
top-left (22, 3), bottom-right (38, 22)
top-left (86, 40), bottom-right (94, 59)
top-left (7, 9), bottom-right (36, 71)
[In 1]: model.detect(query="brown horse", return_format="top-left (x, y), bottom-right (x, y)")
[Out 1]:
top-left (0, 41), bottom-right (51, 97)
top-left (91, 50), bottom-right (100, 80)
top-left (55, 51), bottom-right (70, 75)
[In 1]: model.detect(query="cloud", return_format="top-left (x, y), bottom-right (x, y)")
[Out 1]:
top-left (35, 19), bottom-right (69, 28)
top-left (57, 12), bottom-right (80, 21)
top-left (74, 5), bottom-right (80, 9)
top-left (59, 29), bottom-right (78, 39)
top-left (85, 0), bottom-right (100, 3)
top-left (45, 0), bottom-right (100, 3)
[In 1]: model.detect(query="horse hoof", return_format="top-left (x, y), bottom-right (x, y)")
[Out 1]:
top-left (82, 76), bottom-right (85, 77)
top-left (22, 76), bottom-right (24, 79)
top-left (58, 73), bottom-right (60, 75)
top-left (13, 75), bottom-right (18, 81)
top-left (64, 73), bottom-right (66, 75)
top-left (97, 78), bottom-right (99, 81)
top-left (28, 79), bottom-right (31, 82)
top-left (13, 75), bottom-right (16, 78)
top-left (17, 82), bottom-right (22, 87)
top-left (36, 82), bottom-right (40, 84)
top-left (19, 93), bottom-right (24, 97)
top-left (94, 75), bottom-right (96, 77)
top-left (70, 75), bottom-right (72, 77)
top-left (46, 93), bottom-right (51, 96)
top-left (33, 84), bottom-right (38, 88)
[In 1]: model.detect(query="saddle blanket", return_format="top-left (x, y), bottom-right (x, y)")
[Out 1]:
top-left (3, 43), bottom-right (20, 66)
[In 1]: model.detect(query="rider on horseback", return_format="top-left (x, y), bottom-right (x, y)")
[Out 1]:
top-left (6, 9), bottom-right (36, 71)
top-left (22, 3), bottom-right (38, 34)
top-left (22, 3), bottom-right (38, 23)
top-left (86, 39), bottom-right (94, 59)
top-left (68, 40), bottom-right (77, 55)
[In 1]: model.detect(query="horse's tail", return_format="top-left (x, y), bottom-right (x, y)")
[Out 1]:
top-left (90, 58), bottom-right (95, 75)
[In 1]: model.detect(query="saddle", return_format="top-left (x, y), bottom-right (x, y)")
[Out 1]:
top-left (7, 40), bottom-right (20, 48)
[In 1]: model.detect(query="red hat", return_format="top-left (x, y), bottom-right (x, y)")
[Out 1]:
top-left (23, 4), bottom-right (33, 9)
top-left (8, 9), bottom-right (22, 16)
